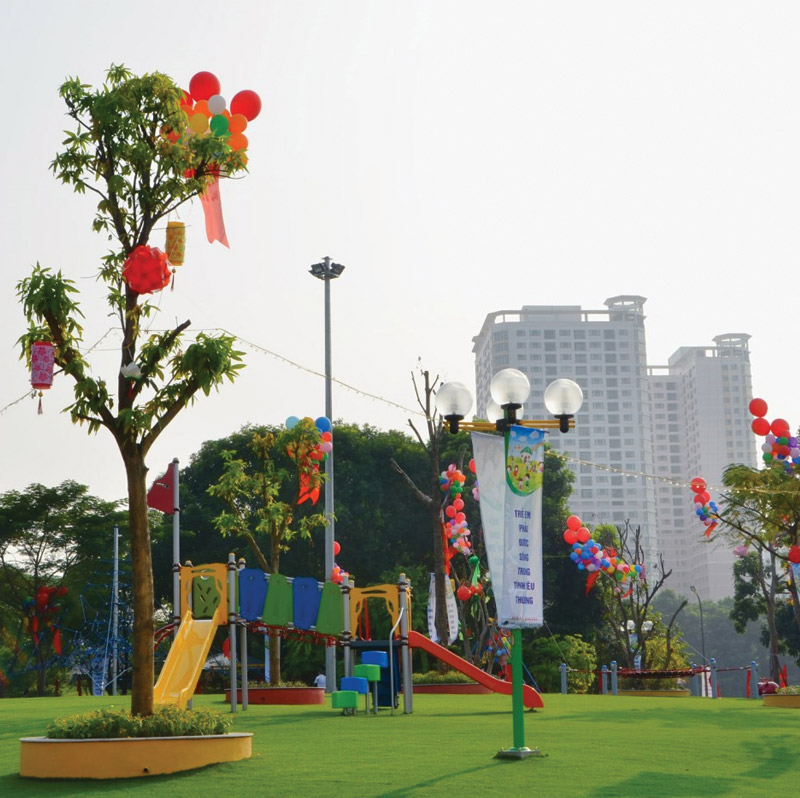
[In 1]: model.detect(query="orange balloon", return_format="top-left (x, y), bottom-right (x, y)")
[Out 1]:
top-left (228, 132), bottom-right (249, 151)
top-left (229, 113), bottom-right (248, 134)
top-left (193, 100), bottom-right (211, 118)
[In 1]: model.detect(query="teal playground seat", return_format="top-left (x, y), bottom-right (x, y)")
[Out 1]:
top-left (340, 676), bottom-right (370, 714)
top-left (353, 663), bottom-right (381, 714)
top-left (331, 690), bottom-right (359, 715)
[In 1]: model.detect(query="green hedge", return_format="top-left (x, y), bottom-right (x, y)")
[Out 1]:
top-left (46, 705), bottom-right (232, 739)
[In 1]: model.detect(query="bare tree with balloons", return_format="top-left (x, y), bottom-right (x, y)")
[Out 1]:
top-left (17, 65), bottom-right (260, 716)
top-left (689, 397), bottom-right (800, 682)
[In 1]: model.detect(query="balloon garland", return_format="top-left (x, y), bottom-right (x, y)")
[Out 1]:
top-left (441, 463), bottom-right (473, 558)
top-left (562, 514), bottom-right (645, 595)
top-left (748, 397), bottom-right (799, 472)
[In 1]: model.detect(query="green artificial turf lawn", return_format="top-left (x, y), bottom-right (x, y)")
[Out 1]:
top-left (0, 692), bottom-right (796, 797)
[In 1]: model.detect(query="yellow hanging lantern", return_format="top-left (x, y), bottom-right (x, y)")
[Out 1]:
top-left (165, 221), bottom-right (186, 266)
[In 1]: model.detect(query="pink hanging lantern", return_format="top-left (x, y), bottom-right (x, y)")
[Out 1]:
top-left (30, 341), bottom-right (54, 414)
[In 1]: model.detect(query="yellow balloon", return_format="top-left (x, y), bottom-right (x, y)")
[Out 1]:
top-left (189, 113), bottom-right (209, 135)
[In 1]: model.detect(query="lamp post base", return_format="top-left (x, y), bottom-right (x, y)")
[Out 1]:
top-left (494, 747), bottom-right (546, 760)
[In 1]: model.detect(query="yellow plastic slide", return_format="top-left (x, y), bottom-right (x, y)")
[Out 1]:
top-left (154, 610), bottom-right (218, 709)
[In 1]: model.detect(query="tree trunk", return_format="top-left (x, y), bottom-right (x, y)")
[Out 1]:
top-left (766, 551), bottom-right (781, 682)
top-left (36, 645), bottom-right (46, 697)
top-left (125, 452), bottom-right (155, 716)
top-left (269, 538), bottom-right (281, 685)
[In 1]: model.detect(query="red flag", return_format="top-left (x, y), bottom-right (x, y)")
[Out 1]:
top-left (199, 176), bottom-right (230, 247)
top-left (147, 464), bottom-right (175, 514)
top-left (585, 571), bottom-right (600, 595)
top-left (781, 665), bottom-right (788, 687)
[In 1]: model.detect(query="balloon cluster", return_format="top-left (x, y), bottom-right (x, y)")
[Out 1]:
top-left (749, 398), bottom-right (798, 472)
top-left (689, 477), bottom-right (719, 536)
top-left (331, 540), bottom-right (350, 585)
top-left (486, 629), bottom-right (513, 679)
top-left (456, 554), bottom-right (484, 601)
top-left (286, 416), bottom-right (333, 507)
top-left (563, 515), bottom-right (644, 585)
top-left (441, 464), bottom-right (473, 557)
top-left (172, 71), bottom-right (262, 160)
top-left (286, 415), bottom-right (333, 460)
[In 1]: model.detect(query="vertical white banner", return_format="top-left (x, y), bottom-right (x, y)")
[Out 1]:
top-left (427, 573), bottom-right (459, 643)
top-left (473, 427), bottom-right (545, 628)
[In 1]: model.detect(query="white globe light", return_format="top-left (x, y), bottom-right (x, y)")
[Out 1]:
top-left (642, 620), bottom-right (654, 632)
top-left (485, 400), bottom-right (503, 423)
top-left (544, 379), bottom-right (584, 416)
top-left (626, 619), bottom-right (636, 631)
top-left (435, 382), bottom-right (473, 418)
top-left (489, 368), bottom-right (530, 406)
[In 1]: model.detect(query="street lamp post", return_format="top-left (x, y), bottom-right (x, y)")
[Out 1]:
top-left (690, 585), bottom-right (707, 696)
top-left (309, 256), bottom-right (345, 692)
top-left (436, 368), bottom-right (583, 759)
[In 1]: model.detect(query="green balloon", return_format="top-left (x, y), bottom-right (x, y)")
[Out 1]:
top-left (210, 114), bottom-right (230, 137)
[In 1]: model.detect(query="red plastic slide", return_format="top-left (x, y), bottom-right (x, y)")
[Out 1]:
top-left (407, 630), bottom-right (544, 709)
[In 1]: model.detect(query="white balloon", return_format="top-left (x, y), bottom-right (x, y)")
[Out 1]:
top-left (208, 94), bottom-right (227, 115)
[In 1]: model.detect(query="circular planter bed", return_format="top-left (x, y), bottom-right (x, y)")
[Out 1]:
top-left (763, 694), bottom-right (800, 708)
top-left (226, 686), bottom-right (324, 705)
top-left (618, 690), bottom-right (691, 698)
top-left (414, 683), bottom-right (492, 695)
top-left (20, 733), bottom-right (252, 779)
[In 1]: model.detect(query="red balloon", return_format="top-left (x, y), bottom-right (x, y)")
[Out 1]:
top-left (751, 417), bottom-right (771, 436)
top-left (749, 398), bottom-right (768, 418)
top-left (789, 545), bottom-right (800, 564)
top-left (189, 71), bottom-right (221, 102)
top-left (333, 541), bottom-right (341, 556)
top-left (690, 477), bottom-right (706, 494)
top-left (566, 515), bottom-right (582, 531)
top-left (772, 418), bottom-right (791, 437)
top-left (456, 585), bottom-right (472, 602)
top-left (564, 529), bottom-right (579, 545)
top-left (230, 90), bottom-right (262, 121)
top-left (695, 491), bottom-right (710, 506)
top-left (445, 505), bottom-right (456, 518)
top-left (577, 527), bottom-right (591, 544)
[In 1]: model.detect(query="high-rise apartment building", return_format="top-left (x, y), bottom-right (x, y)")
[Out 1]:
top-left (472, 298), bottom-right (756, 600)
top-left (649, 334), bottom-right (756, 599)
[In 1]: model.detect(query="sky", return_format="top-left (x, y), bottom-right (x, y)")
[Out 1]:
top-left (1, 1), bottom-right (799, 504)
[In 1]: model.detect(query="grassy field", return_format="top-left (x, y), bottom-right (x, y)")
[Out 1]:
top-left (0, 691), bottom-right (796, 797)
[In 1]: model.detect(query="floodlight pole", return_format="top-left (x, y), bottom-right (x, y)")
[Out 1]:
top-left (310, 256), bottom-right (345, 693)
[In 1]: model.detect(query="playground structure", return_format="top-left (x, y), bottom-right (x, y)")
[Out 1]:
top-left (153, 559), bottom-right (544, 712)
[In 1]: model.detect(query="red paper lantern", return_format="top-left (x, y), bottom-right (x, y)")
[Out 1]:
top-left (456, 585), bottom-right (472, 602)
top-left (122, 246), bottom-right (172, 294)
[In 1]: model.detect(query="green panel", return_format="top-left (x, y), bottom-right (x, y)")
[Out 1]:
top-left (192, 574), bottom-right (221, 620)
top-left (263, 573), bottom-right (293, 627)
top-left (315, 582), bottom-right (344, 635)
